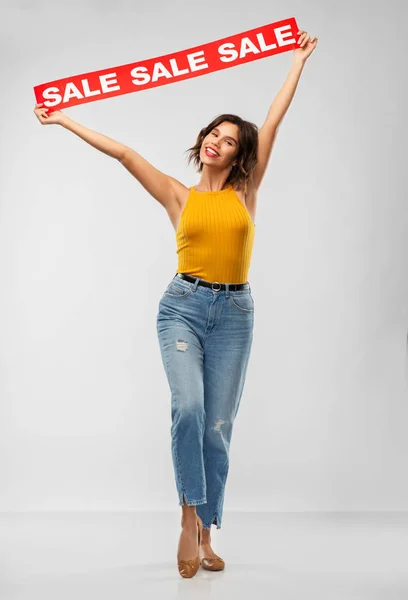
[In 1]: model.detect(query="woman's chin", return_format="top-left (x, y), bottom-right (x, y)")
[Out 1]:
top-left (202, 159), bottom-right (224, 169)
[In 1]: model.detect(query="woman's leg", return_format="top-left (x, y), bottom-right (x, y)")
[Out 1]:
top-left (156, 278), bottom-right (210, 574)
top-left (156, 284), bottom-right (207, 507)
top-left (196, 287), bottom-right (254, 531)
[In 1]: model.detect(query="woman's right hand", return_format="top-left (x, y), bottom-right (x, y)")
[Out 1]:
top-left (33, 103), bottom-right (66, 126)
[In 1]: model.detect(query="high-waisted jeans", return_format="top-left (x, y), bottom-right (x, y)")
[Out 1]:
top-left (156, 273), bottom-right (254, 529)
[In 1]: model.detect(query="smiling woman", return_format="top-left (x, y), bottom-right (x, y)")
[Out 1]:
top-left (32, 25), bottom-right (318, 579)
top-left (185, 115), bottom-right (258, 195)
top-left (205, 127), bottom-right (238, 157)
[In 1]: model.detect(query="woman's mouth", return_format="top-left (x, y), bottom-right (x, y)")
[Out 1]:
top-left (205, 147), bottom-right (220, 158)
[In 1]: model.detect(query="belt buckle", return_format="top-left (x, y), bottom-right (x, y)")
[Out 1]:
top-left (211, 281), bottom-right (221, 291)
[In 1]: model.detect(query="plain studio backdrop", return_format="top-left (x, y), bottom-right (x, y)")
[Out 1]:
top-left (1, 0), bottom-right (407, 517)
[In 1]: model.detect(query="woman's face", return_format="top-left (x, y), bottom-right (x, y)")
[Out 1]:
top-left (200, 121), bottom-right (239, 169)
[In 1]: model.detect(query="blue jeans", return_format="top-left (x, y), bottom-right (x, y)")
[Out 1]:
top-left (156, 273), bottom-right (254, 529)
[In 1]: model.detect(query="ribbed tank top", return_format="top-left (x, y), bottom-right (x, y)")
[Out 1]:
top-left (175, 184), bottom-right (255, 284)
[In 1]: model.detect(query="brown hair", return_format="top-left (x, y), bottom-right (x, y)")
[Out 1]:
top-left (185, 114), bottom-right (258, 194)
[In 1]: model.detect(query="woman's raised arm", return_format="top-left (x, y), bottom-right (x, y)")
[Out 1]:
top-left (251, 29), bottom-right (318, 190)
top-left (33, 104), bottom-right (184, 212)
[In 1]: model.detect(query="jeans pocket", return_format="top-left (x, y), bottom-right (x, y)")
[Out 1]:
top-left (163, 281), bottom-right (193, 298)
top-left (229, 292), bottom-right (254, 312)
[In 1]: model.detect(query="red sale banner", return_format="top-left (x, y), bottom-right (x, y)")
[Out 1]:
top-left (34, 17), bottom-right (300, 112)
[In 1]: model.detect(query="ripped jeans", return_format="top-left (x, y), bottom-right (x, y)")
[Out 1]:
top-left (156, 273), bottom-right (254, 529)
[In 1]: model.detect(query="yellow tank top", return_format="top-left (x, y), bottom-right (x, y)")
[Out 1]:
top-left (176, 184), bottom-right (255, 284)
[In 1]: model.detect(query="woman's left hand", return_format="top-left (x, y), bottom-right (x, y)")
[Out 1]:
top-left (293, 30), bottom-right (318, 63)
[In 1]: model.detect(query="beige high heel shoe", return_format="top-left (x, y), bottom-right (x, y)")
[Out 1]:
top-left (177, 515), bottom-right (203, 578)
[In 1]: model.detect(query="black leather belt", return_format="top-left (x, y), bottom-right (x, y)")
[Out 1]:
top-left (176, 272), bottom-right (249, 291)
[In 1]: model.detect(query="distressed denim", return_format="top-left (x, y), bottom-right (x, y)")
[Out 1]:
top-left (156, 273), bottom-right (254, 529)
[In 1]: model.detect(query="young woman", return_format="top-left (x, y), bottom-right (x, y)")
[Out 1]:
top-left (33, 28), bottom-right (317, 578)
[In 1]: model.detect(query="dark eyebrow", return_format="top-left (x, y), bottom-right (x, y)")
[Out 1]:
top-left (213, 127), bottom-right (238, 145)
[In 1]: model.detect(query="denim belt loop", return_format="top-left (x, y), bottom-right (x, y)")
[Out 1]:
top-left (225, 283), bottom-right (230, 298)
top-left (193, 277), bottom-right (200, 292)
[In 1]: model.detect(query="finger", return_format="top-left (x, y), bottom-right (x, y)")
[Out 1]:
top-left (298, 33), bottom-right (307, 46)
top-left (301, 35), bottom-right (310, 47)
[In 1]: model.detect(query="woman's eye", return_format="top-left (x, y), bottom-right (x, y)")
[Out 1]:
top-left (209, 132), bottom-right (232, 146)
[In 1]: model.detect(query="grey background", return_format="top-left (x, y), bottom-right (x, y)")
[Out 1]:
top-left (1, 0), bottom-right (407, 514)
